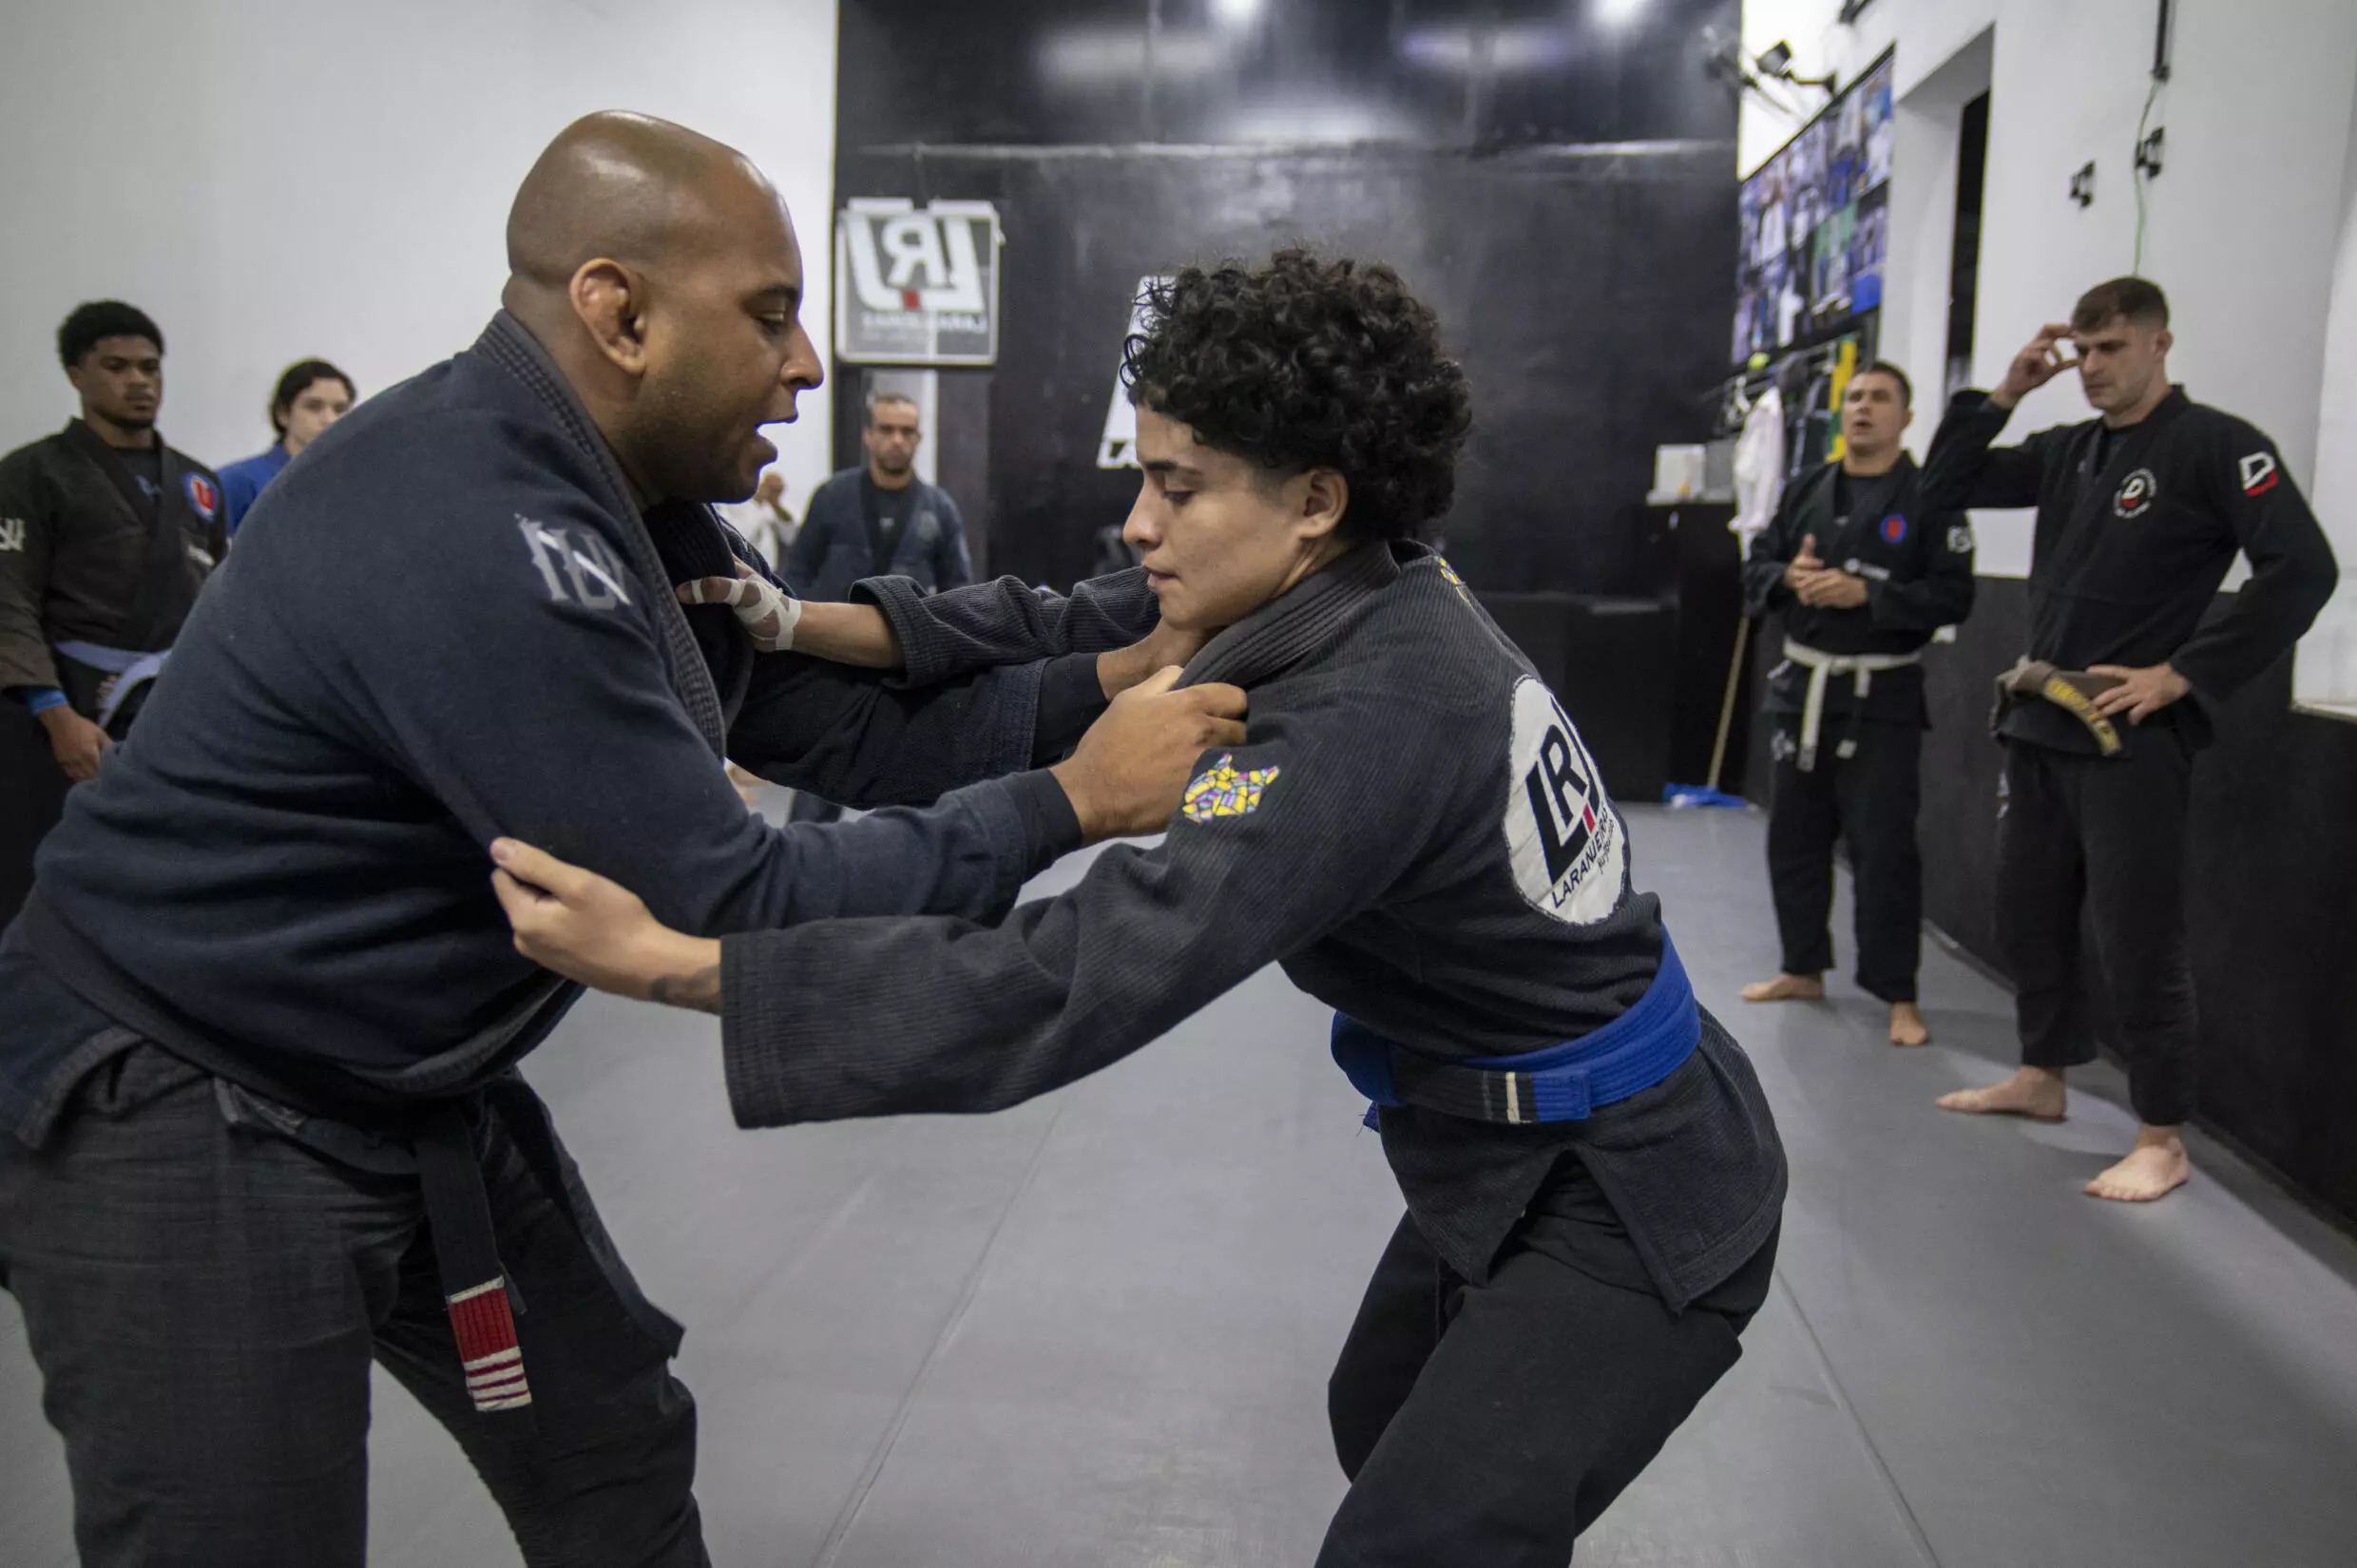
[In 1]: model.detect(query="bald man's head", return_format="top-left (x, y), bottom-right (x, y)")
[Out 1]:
top-left (501, 111), bottom-right (823, 505)
top-left (507, 112), bottom-right (760, 288)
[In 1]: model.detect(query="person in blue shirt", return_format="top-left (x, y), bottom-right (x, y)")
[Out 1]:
top-left (217, 357), bottom-right (355, 533)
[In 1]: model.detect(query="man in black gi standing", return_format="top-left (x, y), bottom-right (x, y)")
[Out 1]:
top-left (0, 302), bottom-right (225, 922)
top-left (1924, 277), bottom-right (2336, 1201)
top-left (1739, 361), bottom-right (1973, 1046)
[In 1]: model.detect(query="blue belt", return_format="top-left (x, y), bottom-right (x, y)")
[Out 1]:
top-left (55, 640), bottom-right (169, 731)
top-left (1330, 936), bottom-right (1700, 1125)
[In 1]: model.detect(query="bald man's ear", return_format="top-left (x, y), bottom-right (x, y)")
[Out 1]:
top-left (570, 258), bottom-right (654, 378)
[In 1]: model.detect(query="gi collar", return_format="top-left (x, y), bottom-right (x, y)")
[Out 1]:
top-left (1181, 541), bottom-right (1404, 691)
top-left (472, 311), bottom-right (729, 759)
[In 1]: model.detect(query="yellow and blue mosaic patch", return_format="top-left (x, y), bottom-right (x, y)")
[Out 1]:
top-left (1436, 557), bottom-right (1474, 605)
top-left (1181, 753), bottom-right (1282, 824)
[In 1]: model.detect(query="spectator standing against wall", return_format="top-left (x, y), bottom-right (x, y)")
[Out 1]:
top-left (1737, 361), bottom-right (1973, 1049)
top-left (784, 392), bottom-right (974, 820)
top-left (0, 301), bottom-right (226, 922)
top-left (217, 359), bottom-right (355, 534)
top-left (1923, 278), bottom-right (2337, 1203)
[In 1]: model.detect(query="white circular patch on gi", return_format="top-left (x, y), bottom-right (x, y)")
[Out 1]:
top-left (1504, 676), bottom-right (1626, 926)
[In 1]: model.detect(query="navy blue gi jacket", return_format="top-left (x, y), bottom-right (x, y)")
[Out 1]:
top-left (786, 468), bottom-right (972, 602)
top-left (0, 314), bottom-right (1112, 1136)
top-left (723, 546), bottom-right (1789, 1309)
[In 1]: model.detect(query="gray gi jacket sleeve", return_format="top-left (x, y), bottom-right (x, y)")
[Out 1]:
top-left (853, 567), bottom-right (1160, 687)
top-left (717, 695), bottom-right (1457, 1126)
top-left (0, 449), bottom-right (60, 692)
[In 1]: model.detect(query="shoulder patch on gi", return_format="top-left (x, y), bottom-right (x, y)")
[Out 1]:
top-left (1181, 753), bottom-right (1281, 824)
top-left (1435, 557), bottom-right (1474, 605)
top-left (0, 517), bottom-right (25, 552)
top-left (183, 472), bottom-right (220, 522)
top-left (516, 516), bottom-right (633, 610)
top-left (2113, 468), bottom-right (2157, 520)
top-left (1946, 523), bottom-right (1974, 554)
top-left (2238, 450), bottom-right (2279, 496)
top-left (1504, 676), bottom-right (1626, 926)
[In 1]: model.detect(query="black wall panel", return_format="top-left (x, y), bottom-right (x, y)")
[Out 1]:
top-left (835, 0), bottom-right (1740, 597)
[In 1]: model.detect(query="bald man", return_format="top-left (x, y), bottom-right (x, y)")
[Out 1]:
top-left (0, 114), bottom-right (1203, 1566)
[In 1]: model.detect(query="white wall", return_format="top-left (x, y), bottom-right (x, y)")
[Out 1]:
top-left (1738, 0), bottom-right (2357, 611)
top-left (0, 0), bottom-right (840, 507)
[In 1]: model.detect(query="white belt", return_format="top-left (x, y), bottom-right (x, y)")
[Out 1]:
top-left (1781, 638), bottom-right (1920, 772)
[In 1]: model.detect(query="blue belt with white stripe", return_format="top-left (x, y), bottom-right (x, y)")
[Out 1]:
top-left (1330, 935), bottom-right (1699, 1125)
top-left (54, 639), bottom-right (170, 731)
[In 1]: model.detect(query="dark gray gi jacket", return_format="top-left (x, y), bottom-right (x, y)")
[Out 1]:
top-left (723, 544), bottom-right (1789, 1310)
top-left (0, 421), bottom-right (226, 723)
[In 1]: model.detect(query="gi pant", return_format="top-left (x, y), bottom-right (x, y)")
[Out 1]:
top-left (0, 702), bottom-right (72, 926)
top-left (1765, 716), bottom-right (1923, 1003)
top-left (0, 1044), bottom-right (707, 1568)
top-left (1997, 736), bottom-right (2197, 1126)
top-left (1321, 1182), bottom-right (1777, 1566)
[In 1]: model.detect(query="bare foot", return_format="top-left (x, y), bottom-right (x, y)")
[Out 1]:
top-left (2086, 1128), bottom-right (2191, 1202)
top-left (1741, 973), bottom-right (1825, 1003)
top-left (1888, 1002), bottom-right (1930, 1047)
top-left (1936, 1066), bottom-right (2065, 1121)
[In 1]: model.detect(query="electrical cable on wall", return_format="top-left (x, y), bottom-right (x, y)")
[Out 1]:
top-left (2134, 0), bottom-right (2174, 272)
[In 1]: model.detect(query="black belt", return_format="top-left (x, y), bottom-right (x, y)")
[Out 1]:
top-left (13, 893), bottom-right (598, 1429)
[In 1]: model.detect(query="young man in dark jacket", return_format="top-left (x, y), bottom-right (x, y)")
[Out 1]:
top-left (1738, 361), bottom-right (1974, 1046)
top-left (498, 253), bottom-right (1788, 1568)
top-left (0, 302), bottom-right (226, 921)
top-left (0, 113), bottom-right (1235, 1568)
top-left (1922, 277), bottom-right (2336, 1202)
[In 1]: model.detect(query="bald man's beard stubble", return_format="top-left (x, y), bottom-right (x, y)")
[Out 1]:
top-left (624, 366), bottom-right (776, 505)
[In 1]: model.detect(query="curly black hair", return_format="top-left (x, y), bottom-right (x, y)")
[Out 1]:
top-left (57, 300), bottom-right (163, 370)
top-left (1122, 251), bottom-right (1471, 542)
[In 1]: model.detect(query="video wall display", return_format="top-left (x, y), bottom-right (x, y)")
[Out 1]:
top-left (1733, 50), bottom-right (1893, 368)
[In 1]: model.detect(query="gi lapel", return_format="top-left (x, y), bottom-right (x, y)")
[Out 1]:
top-left (474, 313), bottom-right (729, 759)
top-left (60, 419), bottom-right (158, 528)
top-left (1792, 463), bottom-right (1846, 559)
top-left (2068, 387), bottom-right (2193, 535)
top-left (1181, 543), bottom-right (1402, 691)
top-left (60, 421), bottom-right (205, 652)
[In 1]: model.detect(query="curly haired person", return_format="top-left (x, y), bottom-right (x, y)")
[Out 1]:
top-left (493, 251), bottom-right (1788, 1567)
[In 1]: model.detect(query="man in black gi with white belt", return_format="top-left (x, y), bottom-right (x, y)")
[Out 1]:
top-left (1924, 277), bottom-right (2336, 1201)
top-left (1739, 361), bottom-right (1973, 1046)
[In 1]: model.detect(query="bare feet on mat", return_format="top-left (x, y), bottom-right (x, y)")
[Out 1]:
top-left (1888, 1002), bottom-right (1931, 1047)
top-left (1937, 1066), bottom-right (2065, 1121)
top-left (2086, 1128), bottom-right (2192, 1202)
top-left (1741, 973), bottom-right (1825, 1003)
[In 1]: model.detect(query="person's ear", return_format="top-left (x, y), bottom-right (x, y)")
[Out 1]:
top-left (64, 361), bottom-right (88, 396)
top-left (2154, 328), bottom-right (2174, 360)
top-left (1297, 468), bottom-right (1350, 544)
top-left (570, 258), bottom-right (653, 377)
top-left (1899, 404), bottom-right (1915, 434)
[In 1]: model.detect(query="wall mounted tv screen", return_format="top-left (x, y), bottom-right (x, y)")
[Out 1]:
top-left (1733, 49), bottom-right (1894, 368)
